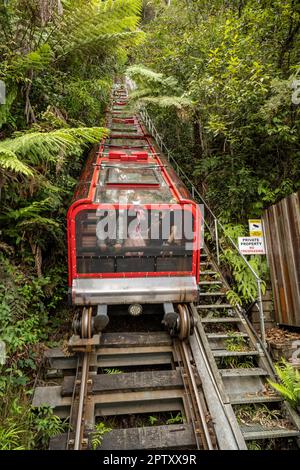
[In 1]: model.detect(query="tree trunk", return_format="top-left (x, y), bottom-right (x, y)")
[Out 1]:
top-left (193, 119), bottom-right (202, 162)
top-left (278, 0), bottom-right (300, 69)
top-left (25, 70), bottom-right (36, 124)
top-left (29, 239), bottom-right (43, 278)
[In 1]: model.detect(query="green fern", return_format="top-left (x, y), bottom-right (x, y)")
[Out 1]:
top-left (90, 422), bottom-right (112, 450)
top-left (1, 127), bottom-right (107, 164)
top-left (225, 333), bottom-right (248, 352)
top-left (127, 65), bottom-right (178, 88)
top-left (18, 216), bottom-right (61, 235)
top-left (12, 44), bottom-right (53, 74)
top-left (226, 289), bottom-right (242, 307)
top-left (104, 368), bottom-right (123, 375)
top-left (54, 0), bottom-right (143, 59)
top-left (0, 150), bottom-right (33, 177)
top-left (0, 127), bottom-right (107, 177)
top-left (148, 415), bottom-right (158, 426)
top-left (127, 64), bottom-right (193, 111)
top-left (268, 360), bottom-right (300, 409)
top-left (247, 440), bottom-right (262, 451)
top-left (0, 242), bottom-right (14, 255)
top-left (220, 248), bottom-right (266, 304)
top-left (0, 422), bottom-right (27, 450)
top-left (139, 96), bottom-right (192, 110)
top-left (166, 412), bottom-right (183, 425)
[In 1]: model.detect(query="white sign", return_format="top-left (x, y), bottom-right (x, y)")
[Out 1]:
top-left (248, 219), bottom-right (263, 237)
top-left (238, 237), bottom-right (266, 255)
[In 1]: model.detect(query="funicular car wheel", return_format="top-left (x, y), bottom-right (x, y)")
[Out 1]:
top-left (81, 307), bottom-right (92, 339)
top-left (178, 304), bottom-right (193, 340)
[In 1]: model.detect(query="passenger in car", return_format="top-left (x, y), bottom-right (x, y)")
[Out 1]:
top-left (124, 209), bottom-right (147, 256)
top-left (96, 211), bottom-right (122, 252)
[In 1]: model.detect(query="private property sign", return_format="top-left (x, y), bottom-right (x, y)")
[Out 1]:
top-left (238, 236), bottom-right (266, 255)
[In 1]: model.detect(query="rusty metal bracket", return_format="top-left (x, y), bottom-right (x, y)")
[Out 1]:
top-left (68, 334), bottom-right (101, 353)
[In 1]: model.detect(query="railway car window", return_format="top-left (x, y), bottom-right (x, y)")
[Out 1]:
top-left (109, 138), bottom-right (148, 147)
top-left (95, 188), bottom-right (176, 204)
top-left (111, 125), bottom-right (139, 133)
top-left (106, 167), bottom-right (159, 185)
top-left (111, 130), bottom-right (139, 136)
top-left (95, 164), bottom-right (176, 204)
top-left (75, 209), bottom-right (194, 275)
top-left (111, 114), bottom-right (133, 120)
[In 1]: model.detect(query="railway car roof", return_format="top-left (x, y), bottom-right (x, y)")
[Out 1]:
top-left (94, 162), bottom-right (177, 204)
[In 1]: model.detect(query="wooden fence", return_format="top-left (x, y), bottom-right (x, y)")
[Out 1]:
top-left (263, 191), bottom-right (300, 327)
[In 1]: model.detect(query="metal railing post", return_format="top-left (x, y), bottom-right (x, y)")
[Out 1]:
top-left (257, 280), bottom-right (266, 347)
top-left (214, 218), bottom-right (220, 265)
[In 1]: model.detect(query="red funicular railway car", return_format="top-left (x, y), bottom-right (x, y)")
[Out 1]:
top-left (67, 84), bottom-right (201, 338)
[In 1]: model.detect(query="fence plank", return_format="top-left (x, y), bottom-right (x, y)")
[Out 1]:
top-left (263, 191), bottom-right (300, 326)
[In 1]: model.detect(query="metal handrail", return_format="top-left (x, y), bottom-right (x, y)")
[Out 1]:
top-left (139, 106), bottom-right (266, 346)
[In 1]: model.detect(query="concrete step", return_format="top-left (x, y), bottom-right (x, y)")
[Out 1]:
top-left (197, 304), bottom-right (233, 309)
top-left (219, 368), bottom-right (268, 377)
top-left (229, 395), bottom-right (282, 405)
top-left (242, 427), bottom-right (299, 441)
top-left (207, 333), bottom-right (248, 339)
top-left (199, 292), bottom-right (227, 297)
top-left (200, 317), bottom-right (241, 323)
top-left (213, 350), bottom-right (259, 358)
top-left (198, 281), bottom-right (223, 286)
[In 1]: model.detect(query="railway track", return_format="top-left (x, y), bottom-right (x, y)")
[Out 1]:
top-left (68, 352), bottom-right (91, 450)
top-left (32, 250), bottom-right (300, 451)
top-left (33, 317), bottom-right (221, 450)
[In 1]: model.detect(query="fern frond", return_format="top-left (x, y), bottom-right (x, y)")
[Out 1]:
top-left (0, 150), bottom-right (34, 176)
top-left (126, 64), bottom-right (192, 111)
top-left (0, 241), bottom-right (14, 255)
top-left (268, 382), bottom-right (295, 402)
top-left (53, 0), bottom-right (143, 59)
top-left (129, 88), bottom-right (153, 99)
top-left (268, 360), bottom-right (300, 408)
top-left (0, 127), bottom-right (108, 166)
top-left (127, 65), bottom-right (166, 84)
top-left (18, 216), bottom-right (61, 229)
top-left (11, 44), bottom-right (53, 74)
top-left (140, 96), bottom-right (193, 110)
top-left (2, 198), bottom-right (61, 222)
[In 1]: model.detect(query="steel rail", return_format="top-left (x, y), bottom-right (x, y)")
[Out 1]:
top-left (66, 355), bottom-right (81, 450)
top-left (74, 352), bottom-right (90, 450)
top-left (173, 341), bottom-right (200, 449)
top-left (174, 340), bottom-right (214, 450)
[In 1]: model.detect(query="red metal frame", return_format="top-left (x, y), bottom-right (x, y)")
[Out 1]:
top-left (67, 92), bottom-right (202, 289)
top-left (106, 184), bottom-right (161, 189)
top-left (68, 202), bottom-right (200, 285)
